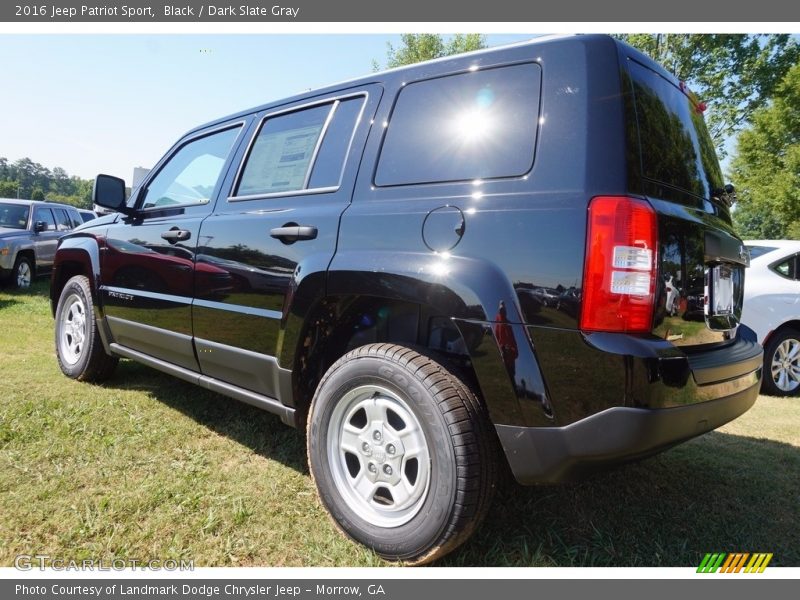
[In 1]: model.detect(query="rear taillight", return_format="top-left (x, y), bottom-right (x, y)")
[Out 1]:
top-left (580, 196), bottom-right (658, 333)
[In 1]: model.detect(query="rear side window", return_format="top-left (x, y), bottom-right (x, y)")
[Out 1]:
top-left (235, 96), bottom-right (365, 198)
top-left (628, 60), bottom-right (723, 200)
top-left (772, 255), bottom-right (799, 280)
top-left (53, 208), bottom-right (73, 231)
top-left (68, 210), bottom-right (82, 228)
top-left (376, 63), bottom-right (541, 187)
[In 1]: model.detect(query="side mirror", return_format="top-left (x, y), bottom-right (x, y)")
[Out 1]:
top-left (93, 174), bottom-right (128, 213)
top-left (34, 221), bottom-right (46, 233)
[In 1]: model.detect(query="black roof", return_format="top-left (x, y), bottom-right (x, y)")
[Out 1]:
top-left (183, 34), bottom-right (668, 138)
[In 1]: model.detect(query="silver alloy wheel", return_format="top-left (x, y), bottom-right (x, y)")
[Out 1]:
top-left (58, 292), bottom-right (87, 366)
top-left (772, 338), bottom-right (800, 393)
top-left (15, 260), bottom-right (31, 288)
top-left (326, 384), bottom-right (432, 528)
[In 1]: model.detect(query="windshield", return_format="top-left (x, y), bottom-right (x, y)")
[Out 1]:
top-left (0, 202), bottom-right (30, 229)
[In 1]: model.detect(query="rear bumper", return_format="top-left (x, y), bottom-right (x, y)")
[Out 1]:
top-left (497, 363), bottom-right (761, 484)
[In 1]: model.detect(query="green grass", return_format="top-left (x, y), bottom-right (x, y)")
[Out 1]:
top-left (1, 281), bottom-right (798, 566)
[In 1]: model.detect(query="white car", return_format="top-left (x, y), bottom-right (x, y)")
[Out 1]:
top-left (742, 240), bottom-right (800, 396)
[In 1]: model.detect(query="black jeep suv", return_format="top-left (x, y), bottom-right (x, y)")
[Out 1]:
top-left (51, 35), bottom-right (762, 563)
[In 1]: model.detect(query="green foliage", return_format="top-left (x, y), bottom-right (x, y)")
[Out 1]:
top-left (617, 34), bottom-right (800, 156)
top-left (0, 180), bottom-right (18, 198)
top-left (378, 34), bottom-right (486, 70)
top-left (0, 156), bottom-right (93, 205)
top-left (45, 193), bottom-right (90, 209)
top-left (730, 62), bottom-right (800, 239)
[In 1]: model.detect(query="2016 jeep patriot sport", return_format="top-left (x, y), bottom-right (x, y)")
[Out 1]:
top-left (51, 35), bottom-right (762, 563)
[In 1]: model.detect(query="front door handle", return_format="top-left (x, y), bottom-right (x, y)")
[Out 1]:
top-left (161, 228), bottom-right (191, 243)
top-left (270, 225), bottom-right (318, 243)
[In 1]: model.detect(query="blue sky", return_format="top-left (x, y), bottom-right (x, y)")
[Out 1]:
top-left (0, 34), bottom-right (533, 181)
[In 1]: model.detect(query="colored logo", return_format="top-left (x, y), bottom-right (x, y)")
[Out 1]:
top-left (697, 553), bottom-right (773, 573)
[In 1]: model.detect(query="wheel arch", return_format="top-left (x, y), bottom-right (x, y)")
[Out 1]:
top-left (763, 320), bottom-right (800, 349)
top-left (50, 235), bottom-right (102, 318)
top-left (280, 250), bottom-right (551, 429)
top-left (15, 248), bottom-right (35, 269)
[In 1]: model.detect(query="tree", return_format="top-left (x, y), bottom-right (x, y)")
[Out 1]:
top-left (376, 34), bottom-right (486, 70)
top-left (0, 180), bottom-right (18, 198)
top-left (30, 187), bottom-right (45, 201)
top-left (51, 167), bottom-right (71, 195)
top-left (617, 34), bottom-right (799, 156)
top-left (730, 62), bottom-right (800, 239)
top-left (45, 192), bottom-right (89, 208)
top-left (0, 157), bottom-right (92, 203)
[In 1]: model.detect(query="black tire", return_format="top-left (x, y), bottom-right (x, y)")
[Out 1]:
top-left (762, 328), bottom-right (800, 397)
top-left (12, 254), bottom-right (33, 289)
top-left (307, 343), bottom-right (498, 564)
top-left (54, 275), bottom-right (118, 382)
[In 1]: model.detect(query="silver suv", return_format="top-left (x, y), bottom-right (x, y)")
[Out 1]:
top-left (0, 199), bottom-right (83, 288)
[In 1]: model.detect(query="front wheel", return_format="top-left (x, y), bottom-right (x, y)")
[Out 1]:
top-left (55, 275), bottom-right (118, 381)
top-left (762, 328), bottom-right (800, 396)
top-left (307, 344), bottom-right (498, 564)
top-left (12, 255), bottom-right (33, 289)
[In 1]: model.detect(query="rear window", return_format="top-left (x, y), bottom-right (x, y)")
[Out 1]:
top-left (745, 245), bottom-right (778, 260)
top-left (376, 63), bottom-right (541, 186)
top-left (628, 60), bottom-right (723, 200)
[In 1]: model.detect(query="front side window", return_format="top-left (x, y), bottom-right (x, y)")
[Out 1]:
top-left (33, 207), bottom-right (56, 231)
top-left (376, 63), bottom-right (541, 186)
top-left (141, 126), bottom-right (241, 210)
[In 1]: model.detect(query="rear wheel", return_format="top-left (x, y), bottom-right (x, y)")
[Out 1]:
top-left (307, 344), bottom-right (498, 564)
top-left (12, 255), bottom-right (33, 289)
top-left (55, 275), bottom-right (118, 381)
top-left (762, 328), bottom-right (800, 397)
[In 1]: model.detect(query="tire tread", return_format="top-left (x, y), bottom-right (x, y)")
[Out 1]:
top-left (307, 343), bottom-right (499, 564)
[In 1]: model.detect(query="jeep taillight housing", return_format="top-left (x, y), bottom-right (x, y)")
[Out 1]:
top-left (580, 196), bottom-right (658, 333)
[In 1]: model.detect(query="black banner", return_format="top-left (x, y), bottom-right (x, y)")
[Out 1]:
top-left (2, 0), bottom-right (800, 22)
top-left (4, 579), bottom-right (797, 600)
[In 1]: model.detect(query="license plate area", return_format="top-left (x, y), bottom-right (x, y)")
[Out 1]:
top-left (704, 264), bottom-right (740, 331)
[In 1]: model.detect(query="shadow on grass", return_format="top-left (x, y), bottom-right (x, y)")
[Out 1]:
top-left (443, 431), bottom-right (800, 567)
top-left (0, 298), bottom-right (20, 310)
top-left (0, 279), bottom-right (50, 298)
top-left (103, 360), bottom-right (309, 474)
top-left (94, 360), bottom-right (800, 567)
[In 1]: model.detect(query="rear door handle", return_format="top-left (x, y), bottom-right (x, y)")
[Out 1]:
top-left (270, 225), bottom-right (318, 243)
top-left (161, 228), bottom-right (191, 243)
